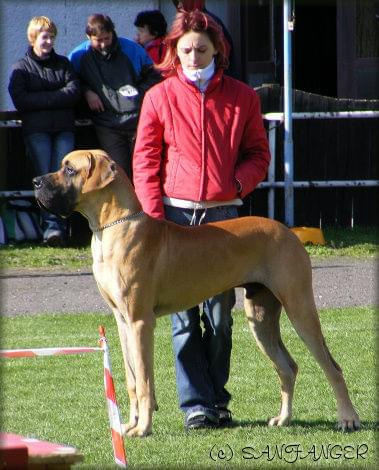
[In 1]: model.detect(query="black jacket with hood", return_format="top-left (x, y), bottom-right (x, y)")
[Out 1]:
top-left (72, 34), bottom-right (161, 129)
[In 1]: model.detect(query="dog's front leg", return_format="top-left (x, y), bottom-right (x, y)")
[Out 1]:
top-left (126, 316), bottom-right (155, 437)
top-left (113, 309), bottom-right (139, 433)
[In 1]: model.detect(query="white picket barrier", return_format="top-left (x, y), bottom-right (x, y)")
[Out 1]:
top-left (0, 326), bottom-right (127, 467)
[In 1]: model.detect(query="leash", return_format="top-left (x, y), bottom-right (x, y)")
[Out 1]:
top-left (92, 210), bottom-right (144, 233)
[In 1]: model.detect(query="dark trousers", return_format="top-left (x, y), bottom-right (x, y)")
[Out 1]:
top-left (24, 131), bottom-right (73, 238)
top-left (94, 125), bottom-right (135, 179)
top-left (165, 205), bottom-right (238, 416)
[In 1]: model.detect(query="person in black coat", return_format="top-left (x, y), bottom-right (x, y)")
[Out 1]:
top-left (69, 14), bottom-right (161, 178)
top-left (8, 16), bottom-right (80, 246)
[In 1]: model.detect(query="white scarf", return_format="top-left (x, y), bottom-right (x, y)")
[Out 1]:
top-left (182, 58), bottom-right (215, 92)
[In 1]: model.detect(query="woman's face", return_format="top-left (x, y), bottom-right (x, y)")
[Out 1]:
top-left (177, 30), bottom-right (216, 70)
top-left (135, 25), bottom-right (155, 46)
top-left (32, 30), bottom-right (55, 58)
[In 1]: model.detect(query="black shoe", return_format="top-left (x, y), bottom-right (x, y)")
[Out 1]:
top-left (216, 406), bottom-right (232, 427)
top-left (43, 231), bottom-right (65, 247)
top-left (185, 412), bottom-right (219, 430)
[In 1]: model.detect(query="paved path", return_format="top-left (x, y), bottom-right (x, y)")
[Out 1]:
top-left (1, 257), bottom-right (377, 316)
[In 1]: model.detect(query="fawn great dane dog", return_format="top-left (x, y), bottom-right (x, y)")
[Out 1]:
top-left (33, 149), bottom-right (360, 437)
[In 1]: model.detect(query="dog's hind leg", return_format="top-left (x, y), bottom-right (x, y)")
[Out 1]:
top-left (243, 284), bottom-right (298, 427)
top-left (282, 286), bottom-right (360, 431)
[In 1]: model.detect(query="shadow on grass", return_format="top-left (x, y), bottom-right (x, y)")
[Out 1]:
top-left (224, 419), bottom-right (378, 432)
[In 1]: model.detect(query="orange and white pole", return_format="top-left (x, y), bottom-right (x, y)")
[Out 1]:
top-left (98, 325), bottom-right (127, 468)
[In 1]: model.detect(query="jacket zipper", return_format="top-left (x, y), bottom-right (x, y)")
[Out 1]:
top-left (198, 91), bottom-right (206, 201)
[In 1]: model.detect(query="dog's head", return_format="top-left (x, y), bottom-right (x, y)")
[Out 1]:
top-left (33, 149), bottom-right (118, 218)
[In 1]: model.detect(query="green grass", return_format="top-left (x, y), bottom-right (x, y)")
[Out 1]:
top-left (305, 226), bottom-right (378, 258)
top-left (0, 244), bottom-right (92, 269)
top-left (0, 307), bottom-right (377, 469)
top-left (0, 226), bottom-right (377, 270)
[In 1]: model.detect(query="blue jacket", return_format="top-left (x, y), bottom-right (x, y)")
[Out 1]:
top-left (69, 36), bottom-right (160, 129)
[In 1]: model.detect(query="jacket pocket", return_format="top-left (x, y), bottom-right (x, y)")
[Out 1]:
top-left (103, 85), bottom-right (141, 113)
top-left (162, 156), bottom-right (180, 195)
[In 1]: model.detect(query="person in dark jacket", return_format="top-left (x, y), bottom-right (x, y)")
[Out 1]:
top-left (8, 16), bottom-right (80, 246)
top-left (69, 14), bottom-right (161, 177)
top-left (171, 0), bottom-right (238, 78)
top-left (134, 10), bottom-right (167, 64)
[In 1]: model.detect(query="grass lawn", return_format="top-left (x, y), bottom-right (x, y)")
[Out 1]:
top-left (0, 307), bottom-right (377, 469)
top-left (0, 226), bottom-right (378, 270)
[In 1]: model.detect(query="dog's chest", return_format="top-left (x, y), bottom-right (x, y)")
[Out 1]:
top-left (91, 234), bottom-right (126, 307)
top-left (92, 233), bottom-right (105, 263)
top-left (92, 234), bottom-right (111, 282)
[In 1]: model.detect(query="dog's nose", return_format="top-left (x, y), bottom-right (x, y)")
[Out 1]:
top-left (32, 176), bottom-right (44, 190)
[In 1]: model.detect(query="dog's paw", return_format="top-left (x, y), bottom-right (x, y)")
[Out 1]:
top-left (126, 426), bottom-right (152, 438)
top-left (121, 421), bottom-right (137, 435)
top-left (337, 406), bottom-right (360, 432)
top-left (268, 415), bottom-right (290, 427)
top-left (338, 416), bottom-right (360, 432)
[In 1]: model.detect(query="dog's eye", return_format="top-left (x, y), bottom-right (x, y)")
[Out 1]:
top-left (65, 166), bottom-right (76, 177)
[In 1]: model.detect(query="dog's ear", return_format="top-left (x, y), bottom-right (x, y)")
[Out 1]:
top-left (82, 151), bottom-right (118, 193)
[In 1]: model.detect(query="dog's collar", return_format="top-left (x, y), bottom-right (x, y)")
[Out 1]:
top-left (92, 210), bottom-right (144, 232)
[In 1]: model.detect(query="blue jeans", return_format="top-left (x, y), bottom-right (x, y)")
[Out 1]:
top-left (165, 205), bottom-right (238, 418)
top-left (24, 131), bottom-right (75, 238)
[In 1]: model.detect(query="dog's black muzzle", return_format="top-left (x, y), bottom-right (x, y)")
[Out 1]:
top-left (33, 174), bottom-right (77, 218)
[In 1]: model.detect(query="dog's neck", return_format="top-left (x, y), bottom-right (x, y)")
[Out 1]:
top-left (78, 174), bottom-right (143, 231)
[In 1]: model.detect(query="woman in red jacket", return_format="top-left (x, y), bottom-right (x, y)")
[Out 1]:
top-left (134, 10), bottom-right (167, 64)
top-left (133, 9), bottom-right (270, 430)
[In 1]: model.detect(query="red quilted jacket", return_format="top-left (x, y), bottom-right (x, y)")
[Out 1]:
top-left (133, 66), bottom-right (270, 218)
top-left (145, 38), bottom-right (167, 64)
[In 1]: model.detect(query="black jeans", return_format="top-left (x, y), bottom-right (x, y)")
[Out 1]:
top-left (94, 125), bottom-right (135, 179)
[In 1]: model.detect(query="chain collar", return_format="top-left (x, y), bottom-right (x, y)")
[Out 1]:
top-left (92, 210), bottom-right (144, 233)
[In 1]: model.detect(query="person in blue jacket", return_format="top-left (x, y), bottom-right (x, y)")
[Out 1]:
top-left (69, 13), bottom-right (161, 177)
top-left (8, 16), bottom-right (80, 246)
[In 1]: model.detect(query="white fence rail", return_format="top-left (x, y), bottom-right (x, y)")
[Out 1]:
top-left (260, 111), bottom-right (379, 222)
top-left (1, 112), bottom-right (379, 226)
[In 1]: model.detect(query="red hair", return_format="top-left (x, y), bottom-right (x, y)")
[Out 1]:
top-left (173, 0), bottom-right (205, 10)
top-left (156, 10), bottom-right (228, 76)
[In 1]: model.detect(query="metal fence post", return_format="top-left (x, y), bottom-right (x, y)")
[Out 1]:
top-left (268, 120), bottom-right (276, 219)
top-left (283, 0), bottom-right (294, 226)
